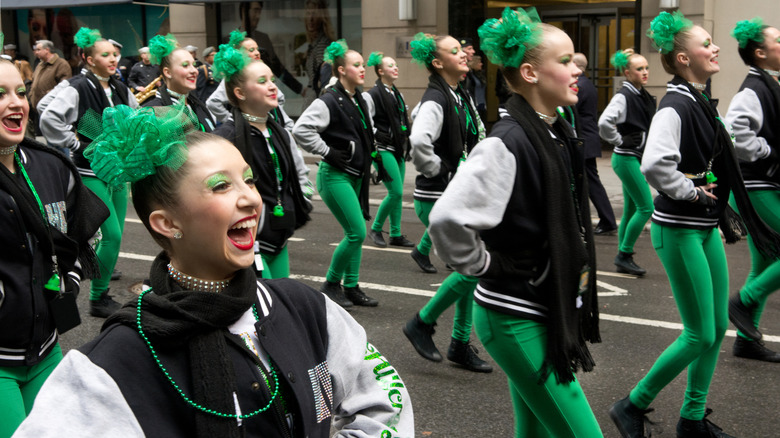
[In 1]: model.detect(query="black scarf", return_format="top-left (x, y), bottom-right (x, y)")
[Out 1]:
top-left (85, 71), bottom-right (129, 107)
top-left (106, 253), bottom-right (259, 438)
top-left (230, 106), bottom-right (312, 228)
top-left (373, 78), bottom-right (410, 160)
top-left (425, 74), bottom-right (478, 169)
top-left (504, 94), bottom-right (600, 384)
top-left (675, 75), bottom-right (780, 258)
top-left (0, 138), bottom-right (107, 279)
top-left (157, 83), bottom-right (215, 132)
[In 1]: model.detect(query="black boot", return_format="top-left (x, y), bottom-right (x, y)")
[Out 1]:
top-left (388, 235), bottom-right (415, 247)
top-left (319, 281), bottom-right (353, 309)
top-left (614, 251), bottom-right (646, 276)
top-left (111, 268), bottom-right (122, 281)
top-left (609, 396), bottom-right (654, 438)
top-left (446, 338), bottom-right (493, 373)
top-left (676, 409), bottom-right (735, 438)
top-left (733, 336), bottom-right (780, 362)
top-left (368, 229), bottom-right (387, 248)
top-left (89, 290), bottom-right (122, 318)
top-left (728, 293), bottom-right (762, 341)
top-left (403, 313), bottom-right (442, 362)
top-left (411, 247), bottom-right (437, 273)
top-left (344, 285), bottom-right (379, 307)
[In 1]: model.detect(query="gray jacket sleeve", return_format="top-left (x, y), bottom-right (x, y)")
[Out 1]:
top-left (361, 92), bottom-right (377, 135)
top-left (206, 80), bottom-right (232, 123)
top-left (292, 99), bottom-right (331, 156)
top-left (409, 100), bottom-right (444, 178)
top-left (725, 87), bottom-right (771, 162)
top-left (641, 107), bottom-right (697, 201)
top-left (286, 130), bottom-right (315, 201)
top-left (39, 85), bottom-right (80, 151)
top-left (324, 299), bottom-right (414, 438)
top-left (36, 79), bottom-right (69, 114)
top-left (598, 93), bottom-right (627, 146)
top-left (12, 351), bottom-right (144, 437)
top-left (428, 138), bottom-right (517, 276)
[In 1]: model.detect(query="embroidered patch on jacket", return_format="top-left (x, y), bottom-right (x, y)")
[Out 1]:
top-left (365, 342), bottom-right (406, 434)
top-left (44, 201), bottom-right (67, 234)
top-left (308, 361), bottom-right (333, 423)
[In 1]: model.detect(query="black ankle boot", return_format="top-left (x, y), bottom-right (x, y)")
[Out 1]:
top-left (733, 336), bottom-right (780, 362)
top-left (614, 251), bottom-right (646, 276)
top-left (89, 290), bottom-right (122, 318)
top-left (676, 409), bottom-right (735, 438)
top-left (411, 247), bottom-right (437, 273)
top-left (403, 313), bottom-right (442, 362)
top-left (446, 338), bottom-right (492, 373)
top-left (609, 396), bottom-right (654, 438)
top-left (343, 285), bottom-right (379, 307)
top-left (319, 281), bottom-right (353, 309)
top-left (368, 229), bottom-right (387, 248)
top-left (728, 293), bottom-right (762, 341)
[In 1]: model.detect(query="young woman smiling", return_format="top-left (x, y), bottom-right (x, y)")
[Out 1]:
top-left (39, 27), bottom-right (137, 318)
top-left (293, 40), bottom-right (381, 308)
top-left (212, 45), bottom-right (313, 279)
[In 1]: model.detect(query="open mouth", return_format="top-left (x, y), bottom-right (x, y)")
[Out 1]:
top-left (2, 114), bottom-right (23, 132)
top-left (227, 216), bottom-right (257, 250)
top-left (570, 84), bottom-right (579, 93)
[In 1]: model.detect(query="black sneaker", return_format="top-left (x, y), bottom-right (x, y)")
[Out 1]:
top-left (319, 281), bottom-right (353, 309)
top-left (609, 396), bottom-right (654, 438)
top-left (733, 336), bottom-right (780, 362)
top-left (388, 235), bottom-right (415, 247)
top-left (89, 291), bottom-right (122, 318)
top-left (411, 247), bottom-right (437, 274)
top-left (676, 409), bottom-right (735, 438)
top-left (344, 285), bottom-right (379, 307)
top-left (614, 251), bottom-right (646, 276)
top-left (111, 269), bottom-right (122, 281)
top-left (368, 229), bottom-right (387, 248)
top-left (728, 293), bottom-right (762, 341)
top-left (447, 338), bottom-right (493, 373)
top-left (403, 313), bottom-right (442, 362)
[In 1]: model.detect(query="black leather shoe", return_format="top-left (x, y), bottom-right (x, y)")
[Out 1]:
top-left (609, 396), bottom-right (654, 438)
top-left (388, 235), bottom-right (415, 247)
top-left (111, 269), bottom-right (122, 281)
top-left (595, 225), bottom-right (617, 235)
top-left (403, 313), bottom-right (442, 362)
top-left (368, 229), bottom-right (387, 248)
top-left (733, 336), bottom-right (780, 362)
top-left (411, 247), bottom-right (437, 273)
top-left (728, 293), bottom-right (762, 341)
top-left (447, 338), bottom-right (493, 373)
top-left (89, 290), bottom-right (122, 318)
top-left (676, 409), bottom-right (735, 438)
top-left (320, 281), bottom-right (353, 309)
top-left (344, 285), bottom-right (379, 307)
top-left (614, 251), bottom-right (646, 276)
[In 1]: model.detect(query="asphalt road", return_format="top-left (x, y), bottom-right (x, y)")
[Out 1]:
top-left (58, 154), bottom-right (780, 437)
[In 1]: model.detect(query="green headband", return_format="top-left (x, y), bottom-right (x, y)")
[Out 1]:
top-left (324, 39), bottom-right (348, 64)
top-left (410, 33), bottom-right (436, 68)
top-left (478, 7), bottom-right (542, 69)
top-left (228, 29), bottom-right (247, 49)
top-left (647, 11), bottom-right (693, 54)
top-left (212, 43), bottom-right (252, 82)
top-left (79, 104), bottom-right (198, 189)
top-left (149, 34), bottom-right (178, 66)
top-left (610, 50), bottom-right (630, 71)
top-left (732, 17), bottom-right (765, 49)
top-left (74, 27), bottom-right (102, 50)
top-left (0, 33), bottom-right (4, 50)
top-left (367, 51), bottom-right (384, 68)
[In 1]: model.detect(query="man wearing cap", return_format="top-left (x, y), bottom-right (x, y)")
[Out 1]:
top-left (109, 39), bottom-right (133, 85)
top-left (185, 45), bottom-right (203, 68)
top-left (4, 44), bottom-right (33, 85)
top-left (30, 40), bottom-right (71, 114)
top-left (195, 46), bottom-right (218, 101)
top-left (128, 47), bottom-right (160, 94)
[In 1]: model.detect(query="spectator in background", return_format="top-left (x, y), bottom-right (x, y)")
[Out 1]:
top-left (4, 44), bottom-right (33, 86)
top-left (302, 0), bottom-right (335, 106)
top-left (573, 52), bottom-right (617, 235)
top-left (184, 45), bottom-right (202, 68)
top-left (30, 39), bottom-right (72, 136)
top-left (195, 46), bottom-right (218, 101)
top-left (128, 47), bottom-right (160, 94)
top-left (495, 69), bottom-right (511, 105)
top-left (109, 39), bottom-right (133, 85)
top-left (469, 53), bottom-right (487, 122)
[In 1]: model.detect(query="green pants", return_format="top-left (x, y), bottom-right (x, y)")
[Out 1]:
top-left (630, 224), bottom-right (728, 420)
top-left (413, 199), bottom-right (434, 256)
top-left (612, 154), bottom-right (654, 253)
top-left (371, 151), bottom-right (406, 238)
top-left (419, 272), bottom-right (479, 342)
top-left (473, 306), bottom-right (602, 438)
top-left (83, 177), bottom-right (127, 299)
top-left (317, 162), bottom-right (365, 288)
top-left (730, 190), bottom-right (780, 338)
top-left (259, 246), bottom-right (290, 279)
top-left (0, 344), bottom-right (63, 438)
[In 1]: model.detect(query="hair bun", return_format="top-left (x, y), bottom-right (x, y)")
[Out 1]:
top-left (367, 51), bottom-right (384, 67)
top-left (647, 11), bottom-right (692, 54)
top-left (324, 39), bottom-right (348, 65)
top-left (610, 50), bottom-right (631, 71)
top-left (410, 32), bottom-right (436, 68)
top-left (74, 27), bottom-right (102, 50)
top-left (732, 17), bottom-right (765, 49)
top-left (228, 29), bottom-right (247, 49)
top-left (212, 43), bottom-right (251, 82)
top-left (149, 34), bottom-right (178, 65)
top-left (478, 7), bottom-right (542, 69)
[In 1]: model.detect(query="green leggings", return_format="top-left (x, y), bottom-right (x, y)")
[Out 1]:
top-left (612, 154), bottom-right (654, 253)
top-left (473, 306), bottom-right (602, 437)
top-left (83, 177), bottom-right (127, 299)
top-left (413, 199), bottom-right (433, 256)
top-left (630, 224), bottom-right (728, 420)
top-left (419, 272), bottom-right (479, 342)
top-left (317, 161), bottom-right (365, 288)
top-left (0, 344), bottom-right (63, 438)
top-left (730, 190), bottom-right (780, 338)
top-left (259, 246), bottom-right (290, 279)
top-left (371, 151), bottom-right (406, 237)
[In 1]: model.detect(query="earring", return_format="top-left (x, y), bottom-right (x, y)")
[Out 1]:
top-left (531, 78), bottom-right (538, 84)
top-left (173, 230), bottom-right (183, 240)
top-left (686, 62), bottom-right (690, 67)
top-left (90, 63), bottom-right (96, 67)
top-left (239, 96), bottom-right (246, 101)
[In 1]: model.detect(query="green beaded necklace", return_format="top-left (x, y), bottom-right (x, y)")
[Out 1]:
top-left (265, 128), bottom-right (285, 218)
top-left (136, 288), bottom-right (280, 419)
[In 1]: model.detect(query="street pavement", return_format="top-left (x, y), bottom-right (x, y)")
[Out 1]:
top-left (58, 151), bottom-right (779, 437)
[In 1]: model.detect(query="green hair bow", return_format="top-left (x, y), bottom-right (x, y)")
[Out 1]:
top-left (324, 39), bottom-right (348, 64)
top-left (149, 34), bottom-right (178, 65)
top-left (478, 7), bottom-right (542, 69)
top-left (610, 50), bottom-right (630, 71)
top-left (410, 33), bottom-right (436, 68)
top-left (212, 43), bottom-right (251, 82)
top-left (732, 17), bottom-right (765, 49)
top-left (647, 11), bottom-right (693, 54)
top-left (229, 29), bottom-right (247, 49)
top-left (367, 51), bottom-right (384, 68)
top-left (74, 27), bottom-right (102, 50)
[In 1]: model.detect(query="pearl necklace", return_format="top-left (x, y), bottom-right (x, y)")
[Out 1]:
top-left (764, 69), bottom-right (780, 79)
top-left (536, 111), bottom-right (558, 125)
top-left (93, 73), bottom-right (110, 82)
top-left (0, 144), bottom-right (18, 155)
top-left (689, 82), bottom-right (707, 92)
top-left (242, 112), bottom-right (268, 124)
top-left (167, 88), bottom-right (188, 101)
top-left (167, 263), bottom-right (229, 293)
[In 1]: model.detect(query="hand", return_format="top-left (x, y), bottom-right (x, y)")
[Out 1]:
top-left (137, 86), bottom-right (146, 93)
top-left (482, 251), bottom-right (537, 279)
top-left (620, 132), bottom-right (644, 149)
top-left (691, 184), bottom-right (718, 207)
top-left (324, 148), bottom-right (349, 168)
